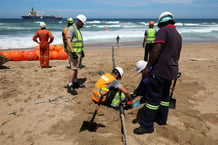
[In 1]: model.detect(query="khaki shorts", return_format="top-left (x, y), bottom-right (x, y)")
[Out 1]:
top-left (69, 52), bottom-right (82, 69)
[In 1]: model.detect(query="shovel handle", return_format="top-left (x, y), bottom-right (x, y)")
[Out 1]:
top-left (90, 89), bottom-right (107, 122)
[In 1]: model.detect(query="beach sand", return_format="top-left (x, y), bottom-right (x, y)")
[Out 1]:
top-left (0, 42), bottom-right (218, 145)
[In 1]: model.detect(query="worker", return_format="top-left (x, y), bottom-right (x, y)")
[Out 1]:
top-left (62, 17), bottom-right (74, 52)
top-left (133, 60), bottom-right (149, 101)
top-left (66, 14), bottom-right (87, 95)
top-left (134, 11), bottom-right (182, 134)
top-left (33, 22), bottom-right (54, 68)
top-left (92, 67), bottom-right (132, 110)
top-left (142, 21), bottom-right (156, 61)
top-left (62, 17), bottom-right (74, 67)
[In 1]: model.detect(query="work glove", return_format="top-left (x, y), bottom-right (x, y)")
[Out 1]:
top-left (143, 77), bottom-right (148, 84)
top-left (71, 52), bottom-right (78, 59)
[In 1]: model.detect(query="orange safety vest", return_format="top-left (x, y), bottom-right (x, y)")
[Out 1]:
top-left (63, 27), bottom-right (68, 40)
top-left (92, 73), bottom-right (116, 102)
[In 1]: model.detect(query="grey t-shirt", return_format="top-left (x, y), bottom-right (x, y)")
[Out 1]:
top-left (67, 25), bottom-right (76, 39)
top-left (107, 80), bottom-right (122, 89)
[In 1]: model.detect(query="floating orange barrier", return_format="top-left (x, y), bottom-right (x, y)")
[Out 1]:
top-left (11, 50), bottom-right (24, 61)
top-left (50, 50), bottom-right (59, 60)
top-left (0, 51), bottom-right (13, 60)
top-left (58, 49), bottom-right (68, 60)
top-left (23, 50), bottom-right (38, 61)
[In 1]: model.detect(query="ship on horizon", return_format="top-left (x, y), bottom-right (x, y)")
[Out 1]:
top-left (21, 8), bottom-right (62, 20)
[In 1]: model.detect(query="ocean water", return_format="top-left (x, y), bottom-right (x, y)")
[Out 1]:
top-left (0, 18), bottom-right (218, 50)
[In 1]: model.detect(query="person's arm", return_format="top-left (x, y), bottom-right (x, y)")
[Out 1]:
top-left (142, 30), bottom-right (148, 48)
top-left (48, 31), bottom-right (54, 44)
top-left (143, 43), bottom-right (163, 77)
top-left (118, 86), bottom-right (131, 100)
top-left (32, 31), bottom-right (39, 44)
top-left (66, 27), bottom-right (74, 52)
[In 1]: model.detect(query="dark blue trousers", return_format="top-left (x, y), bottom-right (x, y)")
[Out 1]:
top-left (139, 74), bottom-right (172, 129)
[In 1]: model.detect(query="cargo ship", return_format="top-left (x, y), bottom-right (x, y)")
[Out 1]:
top-left (21, 8), bottom-right (62, 20)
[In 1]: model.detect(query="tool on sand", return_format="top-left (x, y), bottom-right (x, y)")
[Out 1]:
top-left (112, 45), bottom-right (116, 69)
top-left (119, 92), bottom-right (129, 145)
top-left (80, 88), bottom-right (107, 132)
top-left (169, 72), bottom-right (181, 109)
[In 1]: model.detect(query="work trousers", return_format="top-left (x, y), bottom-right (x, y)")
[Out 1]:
top-left (39, 42), bottom-right (50, 67)
top-left (139, 74), bottom-right (172, 129)
top-left (144, 43), bottom-right (154, 61)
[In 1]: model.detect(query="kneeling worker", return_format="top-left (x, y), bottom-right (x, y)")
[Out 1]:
top-left (92, 67), bottom-right (132, 109)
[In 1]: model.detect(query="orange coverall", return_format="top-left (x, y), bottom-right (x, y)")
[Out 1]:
top-left (33, 29), bottom-right (54, 68)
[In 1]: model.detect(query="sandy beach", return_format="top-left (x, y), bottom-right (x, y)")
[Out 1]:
top-left (0, 42), bottom-right (218, 145)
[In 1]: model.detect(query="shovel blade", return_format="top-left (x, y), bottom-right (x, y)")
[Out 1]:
top-left (169, 98), bottom-right (176, 109)
top-left (79, 121), bottom-right (98, 132)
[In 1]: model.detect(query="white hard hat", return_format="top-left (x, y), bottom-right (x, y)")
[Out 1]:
top-left (136, 60), bottom-right (147, 73)
top-left (114, 67), bottom-right (124, 78)
top-left (158, 11), bottom-right (174, 25)
top-left (76, 14), bottom-right (87, 24)
top-left (39, 22), bottom-right (46, 28)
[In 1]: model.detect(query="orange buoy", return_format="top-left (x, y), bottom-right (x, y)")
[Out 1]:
top-left (49, 45), bottom-right (56, 51)
top-left (50, 50), bottom-right (59, 60)
top-left (11, 50), bottom-right (24, 61)
top-left (23, 50), bottom-right (38, 61)
top-left (34, 45), bottom-right (40, 57)
top-left (58, 49), bottom-right (68, 60)
top-left (0, 51), bottom-right (13, 60)
top-left (54, 45), bottom-right (64, 52)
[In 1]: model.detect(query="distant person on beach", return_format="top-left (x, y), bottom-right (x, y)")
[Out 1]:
top-left (116, 35), bottom-right (120, 48)
top-left (142, 21), bottom-right (156, 61)
top-left (66, 14), bottom-right (87, 95)
top-left (91, 67), bottom-right (132, 110)
top-left (62, 17), bottom-right (74, 67)
top-left (33, 22), bottom-right (54, 68)
top-left (134, 11), bottom-right (182, 135)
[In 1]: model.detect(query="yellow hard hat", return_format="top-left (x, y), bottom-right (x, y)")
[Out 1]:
top-left (67, 17), bottom-right (74, 24)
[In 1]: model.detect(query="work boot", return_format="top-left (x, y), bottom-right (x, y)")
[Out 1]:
top-left (79, 64), bottom-right (85, 69)
top-left (67, 85), bottom-right (78, 95)
top-left (133, 126), bottom-right (154, 134)
top-left (73, 80), bottom-right (85, 88)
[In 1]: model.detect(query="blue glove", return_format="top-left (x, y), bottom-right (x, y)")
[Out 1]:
top-left (143, 78), bottom-right (148, 84)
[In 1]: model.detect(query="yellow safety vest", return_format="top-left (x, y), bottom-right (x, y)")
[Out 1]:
top-left (146, 28), bottom-right (156, 44)
top-left (92, 73), bottom-right (116, 102)
top-left (71, 25), bottom-right (84, 53)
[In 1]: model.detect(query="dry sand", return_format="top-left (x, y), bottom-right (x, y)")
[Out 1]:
top-left (0, 42), bottom-right (218, 145)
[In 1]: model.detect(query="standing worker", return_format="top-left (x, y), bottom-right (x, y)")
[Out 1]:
top-left (33, 22), bottom-right (54, 68)
top-left (66, 14), bottom-right (87, 95)
top-left (62, 17), bottom-right (74, 52)
top-left (92, 67), bottom-right (132, 110)
top-left (142, 21), bottom-right (156, 61)
top-left (134, 11), bottom-right (182, 134)
top-left (62, 17), bottom-right (74, 67)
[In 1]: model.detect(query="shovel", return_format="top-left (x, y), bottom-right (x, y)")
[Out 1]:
top-left (169, 72), bottom-right (181, 109)
top-left (80, 89), bottom-right (107, 132)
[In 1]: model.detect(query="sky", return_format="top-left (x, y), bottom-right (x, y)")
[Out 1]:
top-left (0, 0), bottom-right (218, 19)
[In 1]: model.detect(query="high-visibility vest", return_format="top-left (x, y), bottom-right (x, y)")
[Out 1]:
top-left (71, 25), bottom-right (84, 53)
top-left (92, 73), bottom-right (116, 102)
top-left (146, 28), bottom-right (156, 44)
top-left (63, 27), bottom-right (68, 39)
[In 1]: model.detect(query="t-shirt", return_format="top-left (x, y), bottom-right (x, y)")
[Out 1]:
top-left (67, 25), bottom-right (76, 39)
top-left (107, 80), bottom-right (122, 89)
top-left (153, 24), bottom-right (182, 80)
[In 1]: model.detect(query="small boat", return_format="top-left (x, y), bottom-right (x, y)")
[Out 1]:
top-left (21, 8), bottom-right (62, 20)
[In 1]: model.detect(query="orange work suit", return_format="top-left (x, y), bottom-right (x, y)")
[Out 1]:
top-left (33, 29), bottom-right (54, 68)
